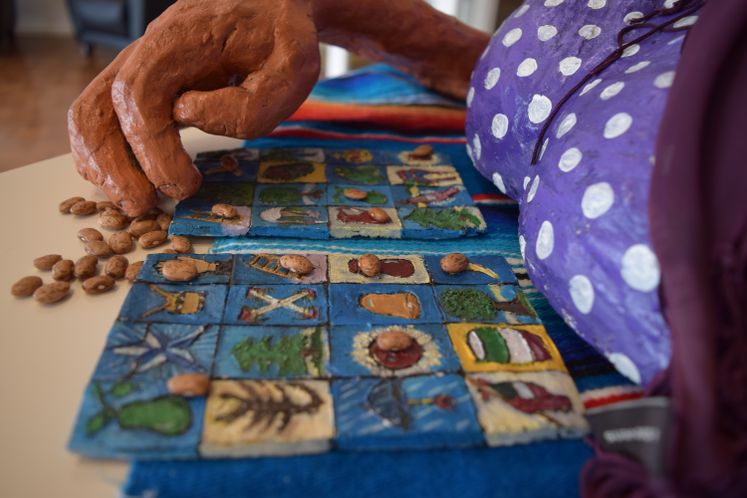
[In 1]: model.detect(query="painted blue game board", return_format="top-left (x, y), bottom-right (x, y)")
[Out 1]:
top-left (69, 252), bottom-right (588, 460)
top-left (169, 147), bottom-right (487, 240)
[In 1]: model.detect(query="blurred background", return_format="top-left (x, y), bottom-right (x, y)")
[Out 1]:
top-left (0, 0), bottom-right (520, 172)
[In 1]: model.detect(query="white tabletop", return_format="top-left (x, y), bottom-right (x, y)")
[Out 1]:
top-left (0, 129), bottom-right (243, 498)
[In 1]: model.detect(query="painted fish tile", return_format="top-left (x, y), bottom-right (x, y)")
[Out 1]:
top-left (391, 184), bottom-right (473, 208)
top-left (386, 165), bottom-right (463, 187)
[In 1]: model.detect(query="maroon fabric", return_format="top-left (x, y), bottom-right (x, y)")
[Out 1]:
top-left (583, 0), bottom-right (747, 496)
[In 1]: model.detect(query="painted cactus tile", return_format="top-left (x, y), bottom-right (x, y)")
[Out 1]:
top-left (327, 164), bottom-right (387, 185)
top-left (328, 207), bottom-right (402, 239)
top-left (92, 321), bottom-right (219, 382)
top-left (329, 284), bottom-right (439, 325)
top-left (332, 375), bottom-right (482, 450)
top-left (465, 371), bottom-right (588, 446)
top-left (259, 147), bottom-right (325, 163)
top-left (425, 254), bottom-right (517, 285)
top-left (328, 324), bottom-right (460, 377)
top-left (136, 254), bottom-right (234, 285)
top-left (213, 326), bottom-right (329, 379)
top-left (200, 380), bottom-right (335, 457)
top-left (253, 184), bottom-right (326, 207)
top-left (223, 285), bottom-right (327, 326)
top-left (435, 284), bottom-right (538, 325)
top-left (251, 206), bottom-right (329, 239)
top-left (257, 161), bottom-right (326, 184)
top-left (327, 184), bottom-right (393, 207)
top-left (327, 253), bottom-right (429, 284)
top-left (386, 165), bottom-right (463, 187)
top-left (195, 148), bottom-right (259, 183)
top-left (171, 199), bottom-right (251, 237)
top-left (446, 323), bottom-right (566, 373)
top-left (120, 283), bottom-right (228, 324)
top-left (233, 253), bottom-right (328, 285)
top-left (69, 380), bottom-right (205, 459)
top-left (399, 206), bottom-right (487, 239)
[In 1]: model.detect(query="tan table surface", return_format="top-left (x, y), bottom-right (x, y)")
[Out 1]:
top-left (0, 129), bottom-right (243, 498)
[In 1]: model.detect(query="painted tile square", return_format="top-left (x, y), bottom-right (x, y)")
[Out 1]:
top-left (328, 207), bottom-right (402, 239)
top-left (435, 284), bottom-right (538, 325)
top-left (68, 380), bottom-right (205, 459)
top-left (251, 206), bottom-right (329, 239)
top-left (259, 147), bottom-right (325, 163)
top-left (327, 184), bottom-right (393, 207)
top-left (189, 182), bottom-right (256, 205)
top-left (196, 147), bottom-right (259, 163)
top-left (213, 326), bottom-right (329, 379)
top-left (136, 254), bottom-right (234, 285)
top-left (327, 253), bottom-right (429, 284)
top-left (327, 164), bottom-right (387, 185)
top-left (233, 253), bottom-right (328, 284)
top-left (257, 161), bottom-right (326, 184)
top-left (92, 321), bottom-right (220, 382)
top-left (332, 375), bottom-right (483, 450)
top-left (324, 148), bottom-right (375, 165)
top-left (446, 323), bottom-right (566, 373)
top-left (224, 285), bottom-right (327, 326)
top-left (425, 254), bottom-right (517, 285)
top-left (399, 206), bottom-right (486, 239)
top-left (386, 165), bottom-right (463, 187)
top-left (200, 379), bottom-right (334, 457)
top-left (376, 148), bottom-right (451, 166)
top-left (328, 324), bottom-right (459, 377)
top-left (120, 283), bottom-right (228, 324)
top-left (465, 371), bottom-right (588, 446)
top-left (329, 283), bottom-right (439, 325)
top-left (171, 199), bottom-right (251, 237)
top-left (195, 148), bottom-right (259, 183)
top-left (253, 184), bottom-right (326, 207)
top-left (391, 184), bottom-right (472, 208)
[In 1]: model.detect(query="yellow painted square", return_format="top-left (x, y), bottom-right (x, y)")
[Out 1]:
top-left (257, 162), bottom-right (327, 184)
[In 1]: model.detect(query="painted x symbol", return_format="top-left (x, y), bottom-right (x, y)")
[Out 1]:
top-left (241, 288), bottom-right (318, 321)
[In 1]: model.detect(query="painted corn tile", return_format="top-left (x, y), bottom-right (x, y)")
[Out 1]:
top-left (257, 161), bottom-right (326, 184)
top-left (391, 184), bottom-right (473, 208)
top-left (251, 206), bottom-right (330, 239)
top-left (259, 147), bottom-right (324, 163)
top-left (332, 375), bottom-right (482, 450)
top-left (171, 199), bottom-right (251, 237)
top-left (327, 164), bottom-right (387, 185)
top-left (223, 284), bottom-right (327, 326)
top-left (327, 253), bottom-right (429, 284)
top-left (120, 283), bottom-right (228, 325)
top-left (328, 207), bottom-right (402, 239)
top-left (446, 323), bottom-right (566, 373)
top-left (189, 182), bottom-right (256, 205)
top-left (213, 326), bottom-right (329, 379)
top-left (136, 254), bottom-right (234, 285)
top-left (425, 254), bottom-right (517, 285)
top-left (324, 148), bottom-right (375, 165)
top-left (253, 184), bottom-right (326, 207)
top-left (200, 380), bottom-right (335, 458)
top-left (91, 322), bottom-right (220, 382)
top-left (435, 284), bottom-right (538, 325)
top-left (328, 324), bottom-right (460, 377)
top-left (399, 206), bottom-right (487, 239)
top-left (386, 165), bottom-right (463, 187)
top-left (329, 283), bottom-right (440, 325)
top-left (233, 253), bottom-right (328, 285)
top-left (465, 371), bottom-right (588, 446)
top-left (68, 380), bottom-right (205, 459)
top-left (327, 184), bottom-right (393, 207)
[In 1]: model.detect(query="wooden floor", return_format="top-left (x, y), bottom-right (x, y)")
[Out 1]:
top-left (0, 36), bottom-right (117, 172)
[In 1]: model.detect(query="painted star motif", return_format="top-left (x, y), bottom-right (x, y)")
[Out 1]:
top-left (111, 326), bottom-right (207, 375)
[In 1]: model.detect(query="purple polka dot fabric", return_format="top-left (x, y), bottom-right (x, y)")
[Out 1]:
top-left (466, 0), bottom-right (700, 385)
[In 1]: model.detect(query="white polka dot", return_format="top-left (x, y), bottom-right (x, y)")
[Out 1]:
top-left (668, 35), bottom-right (685, 45)
top-left (484, 67), bottom-right (501, 90)
top-left (527, 176), bottom-right (540, 203)
top-left (558, 148), bottom-right (582, 172)
top-left (654, 71), bottom-right (675, 88)
top-left (502, 28), bottom-right (523, 47)
top-left (607, 352), bottom-right (641, 384)
top-left (492, 172), bottom-right (506, 193)
top-left (556, 113), bottom-right (577, 138)
top-left (604, 112), bottom-right (633, 139)
top-left (625, 60), bottom-right (650, 74)
top-left (491, 113), bottom-right (509, 139)
top-left (600, 81), bottom-right (625, 100)
top-left (466, 143), bottom-right (473, 162)
top-left (539, 138), bottom-right (549, 161)
top-left (527, 94), bottom-right (552, 124)
top-left (621, 244), bottom-right (660, 292)
top-left (466, 87), bottom-right (475, 107)
top-left (569, 275), bottom-right (594, 314)
top-left (514, 4), bottom-right (530, 17)
top-left (587, 0), bottom-right (606, 9)
top-left (517, 58), bottom-right (538, 77)
top-left (580, 78), bottom-right (602, 96)
top-left (536, 221), bottom-right (554, 260)
top-left (544, 0), bottom-right (564, 6)
top-left (519, 235), bottom-right (527, 261)
top-left (523, 176), bottom-right (531, 190)
top-left (621, 44), bottom-right (640, 58)
top-left (664, 0), bottom-right (679, 9)
top-left (537, 25), bottom-right (558, 41)
top-left (582, 182), bottom-right (615, 219)
top-left (578, 24), bottom-right (601, 39)
top-left (559, 56), bottom-right (582, 76)
top-left (624, 11), bottom-right (643, 24)
top-left (472, 134), bottom-right (482, 160)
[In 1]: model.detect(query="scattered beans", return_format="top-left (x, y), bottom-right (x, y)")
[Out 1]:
top-left (161, 259), bottom-right (198, 282)
top-left (211, 203), bottom-right (237, 219)
top-left (85, 240), bottom-right (113, 258)
top-left (52, 259), bottom-right (75, 281)
top-left (74, 255), bottom-right (98, 280)
top-left (59, 196), bottom-right (85, 214)
top-left (82, 275), bottom-right (115, 294)
top-left (99, 209), bottom-right (129, 230)
top-left (376, 329), bottom-right (413, 351)
top-left (96, 201), bottom-right (117, 211)
top-left (139, 230), bottom-right (168, 249)
top-left (11, 276), bottom-right (43, 297)
top-left (357, 254), bottom-right (381, 277)
top-left (77, 227), bottom-right (104, 243)
top-left (170, 236), bottom-right (192, 254)
top-left (167, 372), bottom-right (210, 397)
top-left (34, 282), bottom-right (70, 304)
top-left (279, 254), bottom-right (314, 275)
top-left (440, 253), bottom-right (469, 274)
top-left (105, 255), bottom-right (129, 279)
top-left (125, 261), bottom-right (144, 282)
top-left (70, 200), bottom-right (97, 216)
top-left (128, 219), bottom-right (160, 237)
top-left (108, 231), bottom-right (133, 254)
top-left (156, 212), bottom-right (173, 231)
top-left (368, 207), bottom-right (391, 223)
top-left (33, 254), bottom-right (62, 271)
top-left (344, 188), bottom-right (368, 201)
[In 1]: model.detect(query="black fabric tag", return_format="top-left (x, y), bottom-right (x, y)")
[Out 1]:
top-left (586, 397), bottom-right (672, 477)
